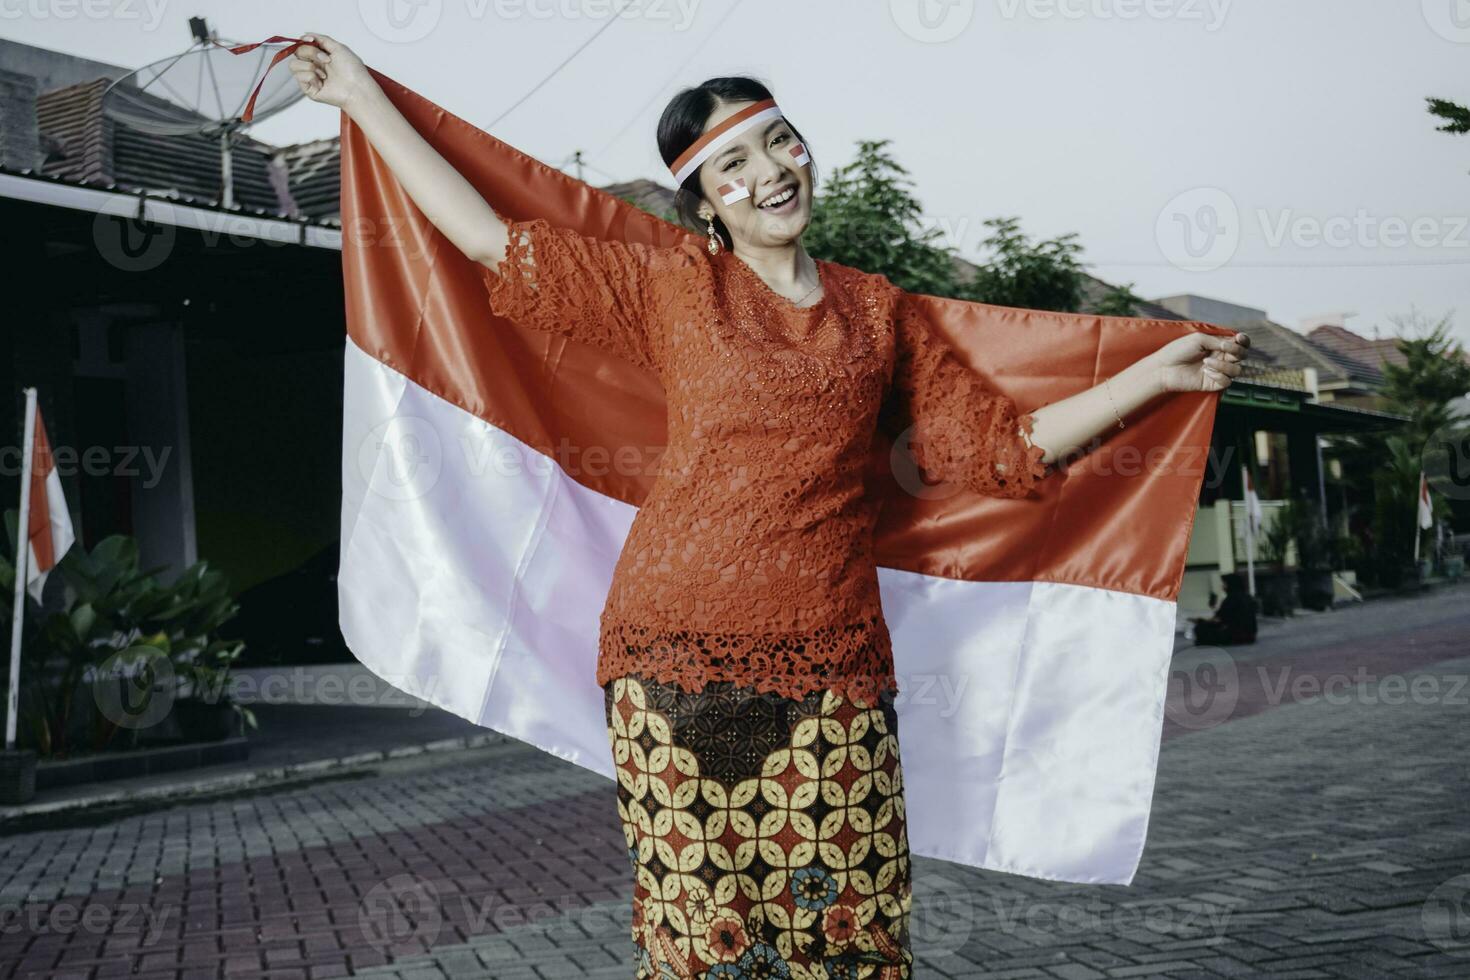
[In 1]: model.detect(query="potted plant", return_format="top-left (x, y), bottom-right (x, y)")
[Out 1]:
top-left (1255, 508), bottom-right (1298, 617)
top-left (0, 516), bottom-right (257, 762)
top-left (1285, 495), bottom-right (1335, 611)
top-left (126, 558), bottom-right (255, 743)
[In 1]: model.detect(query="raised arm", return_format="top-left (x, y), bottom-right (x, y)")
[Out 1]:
top-left (289, 33), bottom-right (508, 268)
top-left (879, 290), bottom-right (1251, 497)
top-left (1025, 328), bottom-right (1252, 464)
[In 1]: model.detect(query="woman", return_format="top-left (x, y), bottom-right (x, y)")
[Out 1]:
top-left (290, 34), bottom-right (1249, 979)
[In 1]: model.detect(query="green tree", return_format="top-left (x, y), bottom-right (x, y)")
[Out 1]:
top-left (1427, 96), bottom-right (1470, 135)
top-left (617, 138), bottom-right (1107, 309)
top-left (1428, 96), bottom-right (1470, 176)
top-left (803, 138), bottom-right (961, 296)
top-left (1331, 309), bottom-right (1470, 583)
top-left (615, 192), bottom-right (677, 226)
top-left (961, 216), bottom-right (1087, 312)
top-left (1094, 281), bottom-right (1147, 318)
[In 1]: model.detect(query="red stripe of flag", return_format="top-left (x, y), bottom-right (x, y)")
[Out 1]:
top-left (27, 406), bottom-right (56, 572)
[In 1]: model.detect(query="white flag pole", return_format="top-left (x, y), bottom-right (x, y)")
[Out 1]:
top-left (7, 387), bottom-right (37, 752)
top-left (1412, 472), bottom-right (1422, 564)
top-left (1241, 464), bottom-right (1256, 597)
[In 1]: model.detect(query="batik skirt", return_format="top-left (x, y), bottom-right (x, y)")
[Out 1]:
top-left (602, 673), bottom-right (915, 979)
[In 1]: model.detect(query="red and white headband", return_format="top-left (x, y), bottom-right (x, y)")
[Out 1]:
top-left (668, 98), bottom-right (810, 194)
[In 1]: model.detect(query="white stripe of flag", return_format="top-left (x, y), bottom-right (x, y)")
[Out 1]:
top-left (718, 178), bottom-right (749, 205)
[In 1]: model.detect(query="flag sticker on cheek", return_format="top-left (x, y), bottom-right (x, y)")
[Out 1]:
top-left (718, 178), bottom-right (750, 205)
top-left (788, 141), bottom-right (811, 168)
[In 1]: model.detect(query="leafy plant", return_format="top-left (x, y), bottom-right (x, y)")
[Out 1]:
top-left (1257, 507), bottom-right (1293, 568)
top-left (1094, 281), bottom-right (1146, 318)
top-left (1427, 96), bottom-right (1470, 136)
top-left (1278, 493), bottom-right (1333, 572)
top-left (961, 216), bottom-right (1087, 312)
top-left (804, 138), bottom-right (962, 296)
top-left (0, 515), bottom-right (255, 758)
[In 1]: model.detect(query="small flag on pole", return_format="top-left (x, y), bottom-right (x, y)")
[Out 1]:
top-left (24, 400), bottom-right (75, 604)
top-left (1243, 464), bottom-right (1263, 535)
top-left (9, 388), bottom-right (76, 753)
top-left (1417, 471), bottom-right (1433, 531)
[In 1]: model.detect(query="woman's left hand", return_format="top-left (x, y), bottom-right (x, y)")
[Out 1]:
top-left (1149, 331), bottom-right (1251, 394)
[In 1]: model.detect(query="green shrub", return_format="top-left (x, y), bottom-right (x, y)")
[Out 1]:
top-left (0, 511), bottom-right (255, 758)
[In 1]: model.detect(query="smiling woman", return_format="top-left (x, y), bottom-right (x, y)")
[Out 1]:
top-left (287, 32), bottom-right (1248, 980)
top-left (658, 78), bottom-right (819, 261)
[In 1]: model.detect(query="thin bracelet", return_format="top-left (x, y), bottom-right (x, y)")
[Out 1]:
top-left (1104, 376), bottom-right (1126, 429)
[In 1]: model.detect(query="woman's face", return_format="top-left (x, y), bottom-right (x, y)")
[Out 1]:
top-left (694, 100), bottom-right (813, 250)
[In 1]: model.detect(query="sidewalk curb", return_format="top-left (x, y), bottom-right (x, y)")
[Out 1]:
top-left (0, 731), bottom-right (509, 824)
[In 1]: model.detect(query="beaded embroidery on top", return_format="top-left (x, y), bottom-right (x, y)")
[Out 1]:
top-left (483, 216), bottom-right (1050, 702)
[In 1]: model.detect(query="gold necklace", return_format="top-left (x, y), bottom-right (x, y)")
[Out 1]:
top-left (787, 254), bottom-right (822, 307)
top-left (732, 250), bottom-right (823, 307)
top-left (790, 270), bottom-right (823, 307)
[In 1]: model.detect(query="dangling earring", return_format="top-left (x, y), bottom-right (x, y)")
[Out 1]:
top-left (705, 215), bottom-right (721, 255)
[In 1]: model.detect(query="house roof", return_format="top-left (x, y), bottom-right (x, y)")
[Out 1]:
top-left (268, 138), bottom-right (341, 220)
top-left (33, 76), bottom-right (329, 222)
top-left (1306, 323), bottom-right (1410, 372)
top-left (1225, 317), bottom-right (1384, 388)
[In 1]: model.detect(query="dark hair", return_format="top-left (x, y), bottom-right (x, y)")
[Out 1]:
top-left (656, 75), bottom-right (817, 251)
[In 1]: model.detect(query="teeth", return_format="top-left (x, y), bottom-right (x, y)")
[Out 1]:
top-left (760, 188), bottom-right (795, 208)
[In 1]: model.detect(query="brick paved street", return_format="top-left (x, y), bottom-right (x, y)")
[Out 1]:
top-left (1, 583), bottom-right (1467, 979)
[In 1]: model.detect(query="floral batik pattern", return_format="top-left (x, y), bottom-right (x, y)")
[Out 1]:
top-left (603, 674), bottom-right (914, 979)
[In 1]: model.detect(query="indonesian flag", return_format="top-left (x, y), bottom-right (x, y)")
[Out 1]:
top-left (337, 69), bottom-right (1234, 886)
top-left (717, 177), bottom-right (749, 205)
top-left (1418, 471), bottom-right (1433, 530)
top-left (789, 140), bottom-right (811, 168)
top-left (1243, 464), bottom-right (1263, 534)
top-left (25, 403), bottom-right (75, 604)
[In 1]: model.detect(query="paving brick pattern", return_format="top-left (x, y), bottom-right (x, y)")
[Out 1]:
top-left (1, 583), bottom-right (1467, 979)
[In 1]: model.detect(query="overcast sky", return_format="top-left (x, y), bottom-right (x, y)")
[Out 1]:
top-left (6, 0), bottom-right (1469, 349)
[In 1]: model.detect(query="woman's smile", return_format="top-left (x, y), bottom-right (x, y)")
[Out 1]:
top-left (755, 181), bottom-right (800, 215)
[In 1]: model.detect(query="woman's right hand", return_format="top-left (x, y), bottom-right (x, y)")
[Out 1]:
top-left (288, 33), bottom-right (375, 113)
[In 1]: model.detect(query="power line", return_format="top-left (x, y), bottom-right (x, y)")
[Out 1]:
top-left (1086, 258), bottom-right (1470, 268)
top-left (578, 158), bottom-right (620, 182)
top-left (593, 0), bottom-right (746, 161)
top-left (488, 0), bottom-right (637, 129)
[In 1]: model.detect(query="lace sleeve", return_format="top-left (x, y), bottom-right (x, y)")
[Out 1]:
top-left (878, 291), bottom-right (1050, 499)
top-left (481, 216), bottom-right (670, 372)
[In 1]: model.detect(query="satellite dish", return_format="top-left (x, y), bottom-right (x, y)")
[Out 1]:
top-left (100, 18), bottom-right (306, 208)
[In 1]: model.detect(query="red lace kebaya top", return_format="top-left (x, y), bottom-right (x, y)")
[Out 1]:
top-left (482, 217), bottom-right (1050, 703)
